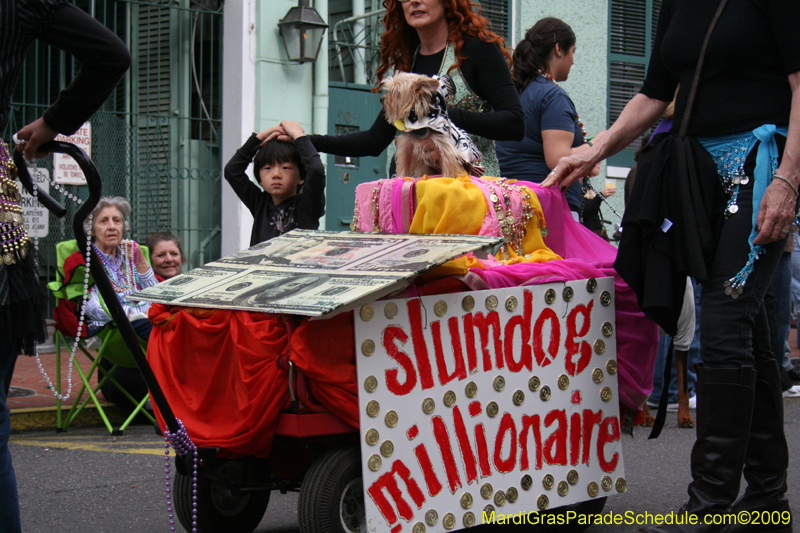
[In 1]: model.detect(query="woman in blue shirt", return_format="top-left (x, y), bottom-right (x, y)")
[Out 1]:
top-left (496, 17), bottom-right (601, 216)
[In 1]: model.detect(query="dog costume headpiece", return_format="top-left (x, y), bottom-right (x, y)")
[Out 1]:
top-left (381, 73), bottom-right (484, 177)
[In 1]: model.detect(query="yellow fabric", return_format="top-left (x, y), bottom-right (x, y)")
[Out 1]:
top-left (410, 176), bottom-right (562, 278)
top-left (410, 177), bottom-right (486, 236)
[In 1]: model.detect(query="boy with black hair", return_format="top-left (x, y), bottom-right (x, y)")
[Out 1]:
top-left (224, 121), bottom-right (326, 245)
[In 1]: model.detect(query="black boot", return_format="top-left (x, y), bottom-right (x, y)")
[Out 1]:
top-left (639, 365), bottom-right (756, 533)
top-left (723, 360), bottom-right (792, 533)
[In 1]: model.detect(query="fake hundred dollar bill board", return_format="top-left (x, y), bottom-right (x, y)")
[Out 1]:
top-left (130, 230), bottom-right (502, 318)
top-left (354, 278), bottom-right (624, 533)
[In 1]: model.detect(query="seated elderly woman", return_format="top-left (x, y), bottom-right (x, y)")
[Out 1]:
top-left (83, 196), bottom-right (157, 340)
top-left (145, 231), bottom-right (184, 280)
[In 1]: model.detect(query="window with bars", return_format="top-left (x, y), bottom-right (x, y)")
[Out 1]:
top-left (607, 0), bottom-right (661, 167)
top-left (476, 0), bottom-right (510, 42)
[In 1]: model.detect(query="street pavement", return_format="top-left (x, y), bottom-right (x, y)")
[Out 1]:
top-left (9, 400), bottom-right (800, 533)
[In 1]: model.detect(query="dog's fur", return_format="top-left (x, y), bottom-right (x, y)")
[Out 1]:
top-left (381, 72), bottom-right (468, 178)
top-left (641, 349), bottom-right (694, 428)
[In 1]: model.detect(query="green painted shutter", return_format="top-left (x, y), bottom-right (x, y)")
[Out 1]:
top-left (607, 0), bottom-right (661, 168)
top-left (476, 0), bottom-right (510, 42)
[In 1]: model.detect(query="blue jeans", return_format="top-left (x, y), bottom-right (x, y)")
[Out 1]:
top-left (650, 280), bottom-right (701, 403)
top-left (767, 252), bottom-right (795, 376)
top-left (791, 232), bottom-right (800, 348)
top-left (0, 342), bottom-right (21, 533)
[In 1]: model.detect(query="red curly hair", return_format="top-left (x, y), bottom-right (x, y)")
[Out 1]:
top-left (375, 0), bottom-right (512, 83)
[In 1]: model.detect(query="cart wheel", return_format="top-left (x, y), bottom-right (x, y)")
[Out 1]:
top-left (298, 446), bottom-right (365, 533)
top-left (175, 459), bottom-right (270, 533)
top-left (539, 497), bottom-right (607, 533)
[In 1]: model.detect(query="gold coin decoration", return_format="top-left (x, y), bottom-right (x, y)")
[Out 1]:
top-left (360, 305), bottom-right (374, 322)
top-left (540, 385), bottom-right (551, 401)
top-left (443, 390), bottom-right (456, 407)
top-left (606, 360), bottom-right (618, 375)
top-left (494, 490), bottom-right (506, 507)
top-left (563, 286), bottom-right (574, 302)
top-left (601, 476), bottom-right (613, 492)
top-left (507, 487), bottom-right (518, 503)
top-left (544, 288), bottom-right (556, 304)
top-left (443, 513), bottom-right (456, 530)
top-left (366, 400), bottom-right (380, 417)
top-left (505, 296), bottom-right (518, 312)
top-left (600, 291), bottom-right (612, 306)
top-left (422, 398), bottom-right (435, 414)
top-left (434, 300), bottom-right (448, 317)
top-left (601, 386), bottom-right (613, 402)
top-left (460, 492), bottom-right (473, 509)
top-left (594, 339), bottom-right (606, 354)
top-left (587, 482), bottom-right (599, 498)
top-left (542, 474), bottom-right (555, 490)
top-left (364, 376), bottom-right (378, 393)
top-left (361, 339), bottom-right (376, 357)
top-left (486, 401), bottom-right (499, 418)
top-left (368, 454), bottom-right (382, 471)
top-left (602, 321), bottom-right (613, 337)
top-left (521, 475), bottom-right (533, 491)
top-left (592, 368), bottom-right (604, 384)
top-left (385, 410), bottom-right (398, 428)
top-left (528, 376), bottom-right (541, 392)
top-left (465, 381), bottom-right (478, 398)
top-left (462, 295), bottom-right (475, 312)
top-left (365, 428), bottom-right (379, 446)
top-left (557, 481), bottom-right (569, 497)
top-left (480, 483), bottom-right (493, 499)
top-left (512, 390), bottom-right (525, 406)
top-left (537, 495), bottom-right (549, 510)
top-left (485, 295), bottom-right (498, 311)
top-left (412, 522), bottom-right (425, 533)
top-left (463, 512), bottom-right (475, 528)
top-left (493, 375), bottom-right (505, 391)
top-left (616, 478), bottom-right (627, 493)
top-left (381, 440), bottom-right (394, 457)
top-left (425, 509), bottom-right (438, 526)
top-left (483, 505), bottom-right (495, 517)
top-left (384, 302), bottom-right (398, 319)
top-left (567, 470), bottom-right (579, 486)
top-left (586, 278), bottom-right (598, 293)
top-left (557, 374), bottom-right (569, 390)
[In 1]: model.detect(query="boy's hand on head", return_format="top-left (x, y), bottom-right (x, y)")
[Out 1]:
top-left (257, 125), bottom-right (286, 146)
top-left (280, 120), bottom-right (306, 141)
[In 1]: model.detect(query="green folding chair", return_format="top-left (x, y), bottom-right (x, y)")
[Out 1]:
top-left (48, 239), bottom-right (156, 435)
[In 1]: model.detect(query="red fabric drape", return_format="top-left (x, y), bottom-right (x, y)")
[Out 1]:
top-left (148, 304), bottom-right (358, 458)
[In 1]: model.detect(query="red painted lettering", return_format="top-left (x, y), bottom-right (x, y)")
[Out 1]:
top-left (407, 299), bottom-right (435, 389)
top-left (383, 326), bottom-right (417, 396)
top-left (533, 308), bottom-right (560, 367)
top-left (464, 312), bottom-right (503, 371)
top-left (543, 409), bottom-right (567, 466)
top-left (493, 413), bottom-right (518, 473)
top-left (582, 409), bottom-right (603, 466)
top-left (597, 415), bottom-right (621, 472)
top-left (570, 412), bottom-right (582, 466)
top-left (367, 460), bottom-right (426, 526)
top-left (468, 401), bottom-right (482, 417)
top-left (519, 414), bottom-right (543, 470)
top-left (432, 317), bottom-right (466, 386)
top-left (432, 416), bottom-right (462, 493)
top-left (407, 425), bottom-right (419, 440)
top-left (474, 423), bottom-right (492, 477)
top-left (452, 406), bottom-right (478, 483)
top-left (565, 301), bottom-right (594, 376)
top-left (414, 442), bottom-right (443, 497)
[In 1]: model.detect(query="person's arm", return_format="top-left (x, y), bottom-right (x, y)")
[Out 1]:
top-left (754, 70), bottom-right (800, 245)
top-left (447, 39), bottom-right (524, 141)
top-left (542, 93), bottom-right (669, 190)
top-left (137, 263), bottom-right (158, 289)
top-left (281, 120), bottom-right (327, 221)
top-left (15, 3), bottom-right (131, 159)
top-left (83, 286), bottom-right (110, 326)
top-left (307, 110), bottom-right (396, 157)
top-left (223, 133), bottom-right (267, 213)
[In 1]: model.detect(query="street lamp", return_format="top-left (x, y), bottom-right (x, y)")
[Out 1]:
top-left (278, 0), bottom-right (329, 64)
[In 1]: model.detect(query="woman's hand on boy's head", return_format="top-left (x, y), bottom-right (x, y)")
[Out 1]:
top-left (257, 125), bottom-right (286, 146)
top-left (279, 120), bottom-right (306, 140)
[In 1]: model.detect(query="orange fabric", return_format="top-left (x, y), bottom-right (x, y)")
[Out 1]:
top-left (148, 304), bottom-right (359, 458)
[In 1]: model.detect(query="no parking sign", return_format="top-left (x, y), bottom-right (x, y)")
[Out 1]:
top-left (20, 166), bottom-right (49, 238)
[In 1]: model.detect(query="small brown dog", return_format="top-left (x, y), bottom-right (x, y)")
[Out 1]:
top-left (380, 72), bottom-right (483, 178)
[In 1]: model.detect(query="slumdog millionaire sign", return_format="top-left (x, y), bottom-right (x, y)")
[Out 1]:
top-left (354, 278), bottom-right (624, 533)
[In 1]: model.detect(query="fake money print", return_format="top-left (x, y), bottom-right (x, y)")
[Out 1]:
top-left (129, 265), bottom-right (248, 302)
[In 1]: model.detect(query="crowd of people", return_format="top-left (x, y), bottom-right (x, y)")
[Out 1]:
top-left (2, 0), bottom-right (798, 532)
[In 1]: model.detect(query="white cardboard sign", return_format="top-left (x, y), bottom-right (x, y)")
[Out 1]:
top-left (354, 278), bottom-right (624, 533)
top-left (53, 122), bottom-right (91, 185)
top-left (19, 166), bottom-right (49, 238)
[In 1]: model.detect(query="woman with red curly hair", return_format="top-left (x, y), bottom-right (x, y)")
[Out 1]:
top-left (306, 0), bottom-right (524, 177)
